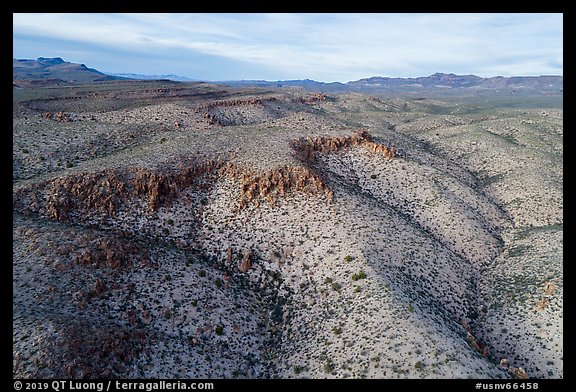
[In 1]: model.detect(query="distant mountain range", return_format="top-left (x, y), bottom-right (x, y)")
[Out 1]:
top-left (13, 57), bottom-right (128, 85)
top-left (223, 73), bottom-right (563, 95)
top-left (343, 73), bottom-right (563, 94)
top-left (13, 57), bottom-right (563, 96)
top-left (104, 72), bottom-right (199, 82)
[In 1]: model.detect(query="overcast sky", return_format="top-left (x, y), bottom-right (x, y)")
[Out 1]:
top-left (13, 13), bottom-right (563, 82)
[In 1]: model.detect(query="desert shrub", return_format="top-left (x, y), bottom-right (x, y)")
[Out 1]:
top-left (294, 365), bottom-right (304, 375)
top-left (215, 325), bottom-right (224, 335)
top-left (344, 255), bottom-right (354, 262)
top-left (352, 270), bottom-right (366, 281)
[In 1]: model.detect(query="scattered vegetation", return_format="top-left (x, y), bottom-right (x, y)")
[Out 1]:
top-left (352, 270), bottom-right (367, 281)
top-left (324, 360), bottom-right (334, 374)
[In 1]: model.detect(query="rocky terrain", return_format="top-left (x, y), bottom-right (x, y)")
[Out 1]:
top-left (13, 79), bottom-right (562, 379)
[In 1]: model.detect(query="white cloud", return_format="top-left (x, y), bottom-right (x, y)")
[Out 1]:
top-left (13, 13), bottom-right (563, 81)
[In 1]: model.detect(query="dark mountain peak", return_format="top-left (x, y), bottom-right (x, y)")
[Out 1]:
top-left (430, 72), bottom-right (454, 77)
top-left (13, 57), bottom-right (127, 84)
top-left (355, 76), bottom-right (391, 82)
top-left (425, 73), bottom-right (482, 81)
top-left (37, 57), bottom-right (66, 65)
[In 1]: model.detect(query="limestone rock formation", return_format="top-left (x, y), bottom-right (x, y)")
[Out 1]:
top-left (220, 162), bottom-right (332, 209)
top-left (41, 111), bottom-right (73, 122)
top-left (195, 93), bottom-right (324, 127)
top-left (13, 157), bottom-right (225, 221)
top-left (72, 234), bottom-right (148, 270)
top-left (461, 319), bottom-right (489, 357)
top-left (42, 323), bottom-right (147, 378)
top-left (511, 367), bottom-right (529, 379)
top-left (292, 93), bottom-right (326, 104)
top-left (240, 249), bottom-right (253, 273)
top-left (290, 129), bottom-right (397, 163)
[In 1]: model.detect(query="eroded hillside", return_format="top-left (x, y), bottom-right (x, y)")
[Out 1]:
top-left (13, 81), bottom-right (562, 379)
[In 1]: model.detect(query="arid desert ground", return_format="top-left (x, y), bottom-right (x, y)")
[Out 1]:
top-left (13, 80), bottom-right (562, 379)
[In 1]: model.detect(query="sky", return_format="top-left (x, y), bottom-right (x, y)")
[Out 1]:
top-left (13, 13), bottom-right (563, 82)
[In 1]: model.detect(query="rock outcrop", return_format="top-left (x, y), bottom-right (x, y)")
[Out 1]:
top-left (41, 111), bottom-right (73, 122)
top-left (72, 233), bottom-right (149, 270)
top-left (36, 322), bottom-right (147, 379)
top-left (196, 93), bottom-right (325, 126)
top-left (511, 367), bottom-right (529, 379)
top-left (461, 319), bottom-right (489, 357)
top-left (202, 112), bottom-right (224, 126)
top-left (197, 92), bottom-right (327, 113)
top-left (13, 157), bottom-right (224, 222)
top-left (291, 93), bottom-right (326, 104)
top-left (290, 129), bottom-right (397, 162)
top-left (220, 162), bottom-right (332, 210)
top-left (197, 97), bottom-right (279, 112)
top-left (240, 249), bottom-right (253, 272)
